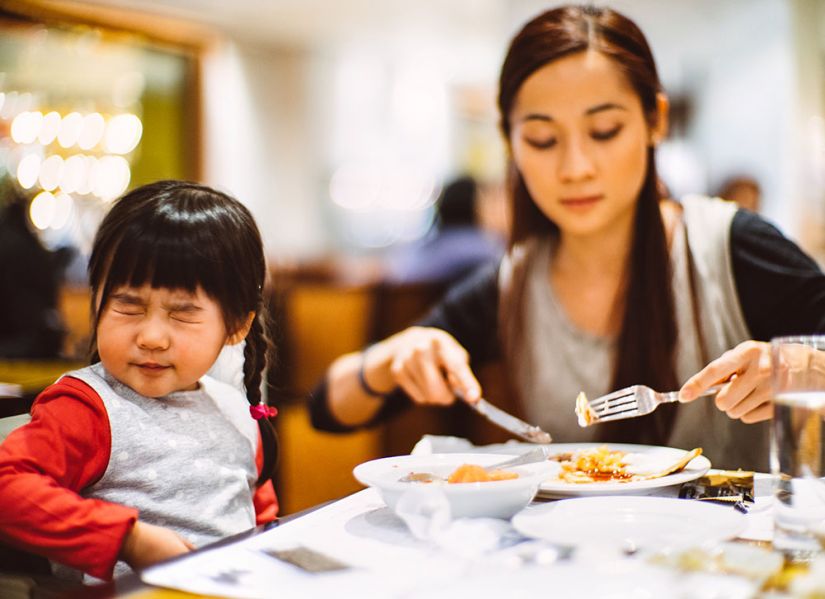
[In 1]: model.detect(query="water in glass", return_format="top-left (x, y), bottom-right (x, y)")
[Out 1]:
top-left (771, 390), bottom-right (825, 560)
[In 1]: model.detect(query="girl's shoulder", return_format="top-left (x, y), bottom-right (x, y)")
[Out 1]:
top-left (37, 368), bottom-right (105, 411)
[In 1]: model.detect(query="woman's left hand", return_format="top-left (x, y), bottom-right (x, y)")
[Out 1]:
top-left (678, 340), bottom-right (773, 423)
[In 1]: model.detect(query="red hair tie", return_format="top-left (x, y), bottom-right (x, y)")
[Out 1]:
top-left (250, 404), bottom-right (278, 420)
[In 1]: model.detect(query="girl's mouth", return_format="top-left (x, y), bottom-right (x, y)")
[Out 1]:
top-left (135, 362), bottom-right (170, 372)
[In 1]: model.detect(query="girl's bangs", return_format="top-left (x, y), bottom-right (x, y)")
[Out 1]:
top-left (104, 225), bottom-right (223, 297)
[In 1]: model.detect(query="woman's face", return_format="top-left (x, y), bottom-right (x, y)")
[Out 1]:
top-left (509, 51), bottom-right (660, 241)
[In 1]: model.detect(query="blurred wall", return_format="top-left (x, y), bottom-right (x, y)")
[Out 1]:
top-left (196, 0), bottom-right (825, 261)
top-left (202, 40), bottom-right (327, 258)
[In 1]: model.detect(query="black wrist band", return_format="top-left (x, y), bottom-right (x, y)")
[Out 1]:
top-left (358, 349), bottom-right (389, 398)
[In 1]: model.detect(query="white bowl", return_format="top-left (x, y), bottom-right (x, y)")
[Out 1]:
top-left (353, 453), bottom-right (554, 520)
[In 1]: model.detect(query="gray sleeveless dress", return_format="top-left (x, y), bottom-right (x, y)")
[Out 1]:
top-left (54, 363), bottom-right (259, 580)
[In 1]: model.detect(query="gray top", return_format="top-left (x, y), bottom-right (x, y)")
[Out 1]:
top-left (507, 196), bottom-right (768, 470)
top-left (57, 363), bottom-right (259, 580)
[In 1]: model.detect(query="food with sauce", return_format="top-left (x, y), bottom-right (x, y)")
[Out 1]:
top-left (400, 464), bottom-right (519, 484)
top-left (550, 445), bottom-right (702, 484)
top-left (447, 464), bottom-right (519, 483)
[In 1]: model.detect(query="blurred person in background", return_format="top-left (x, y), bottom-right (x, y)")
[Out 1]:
top-left (309, 5), bottom-right (825, 471)
top-left (0, 185), bottom-right (71, 358)
top-left (716, 175), bottom-right (761, 213)
top-left (384, 175), bottom-right (504, 287)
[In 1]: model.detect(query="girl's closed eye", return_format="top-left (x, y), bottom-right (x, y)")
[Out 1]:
top-left (109, 294), bottom-right (145, 316)
top-left (170, 311), bottom-right (203, 324)
top-left (167, 303), bottom-right (204, 324)
top-left (591, 124), bottom-right (623, 141)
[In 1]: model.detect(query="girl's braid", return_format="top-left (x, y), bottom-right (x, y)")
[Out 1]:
top-left (243, 307), bottom-right (278, 485)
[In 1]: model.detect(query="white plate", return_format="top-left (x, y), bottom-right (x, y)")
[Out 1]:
top-left (353, 453), bottom-right (554, 519)
top-left (538, 442), bottom-right (711, 498)
top-left (513, 496), bottom-right (746, 553)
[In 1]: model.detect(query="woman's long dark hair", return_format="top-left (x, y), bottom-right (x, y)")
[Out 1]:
top-left (497, 5), bottom-right (678, 444)
top-left (87, 180), bottom-right (277, 485)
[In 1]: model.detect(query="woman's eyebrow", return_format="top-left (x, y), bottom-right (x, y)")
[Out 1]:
top-left (521, 113), bottom-right (553, 123)
top-left (519, 102), bottom-right (627, 123)
top-left (586, 102), bottom-right (627, 115)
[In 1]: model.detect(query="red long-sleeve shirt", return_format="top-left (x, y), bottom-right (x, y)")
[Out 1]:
top-left (0, 377), bottom-right (277, 580)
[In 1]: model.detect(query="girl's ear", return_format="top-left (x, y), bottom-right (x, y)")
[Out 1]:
top-left (227, 311), bottom-right (255, 345)
top-left (650, 93), bottom-right (669, 146)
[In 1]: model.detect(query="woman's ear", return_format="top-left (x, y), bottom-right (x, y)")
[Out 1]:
top-left (227, 311), bottom-right (255, 345)
top-left (650, 93), bottom-right (669, 146)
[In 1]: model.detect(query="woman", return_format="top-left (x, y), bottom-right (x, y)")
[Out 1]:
top-left (310, 5), bottom-right (825, 470)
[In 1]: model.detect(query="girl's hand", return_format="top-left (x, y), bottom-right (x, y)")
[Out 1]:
top-left (120, 520), bottom-right (195, 571)
top-left (678, 340), bottom-right (773, 423)
top-left (375, 326), bottom-right (482, 406)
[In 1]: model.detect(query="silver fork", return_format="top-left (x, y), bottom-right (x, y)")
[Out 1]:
top-left (585, 384), bottom-right (722, 424)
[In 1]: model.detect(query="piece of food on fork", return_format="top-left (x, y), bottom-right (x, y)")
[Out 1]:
top-left (574, 384), bottom-right (722, 427)
top-left (575, 391), bottom-right (598, 427)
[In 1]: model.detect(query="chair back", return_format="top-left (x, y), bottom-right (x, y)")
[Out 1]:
top-left (0, 414), bottom-right (31, 442)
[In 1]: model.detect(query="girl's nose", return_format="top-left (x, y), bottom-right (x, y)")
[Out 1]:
top-left (558, 136), bottom-right (596, 182)
top-left (136, 317), bottom-right (170, 351)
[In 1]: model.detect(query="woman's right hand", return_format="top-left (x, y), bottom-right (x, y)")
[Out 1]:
top-left (327, 326), bottom-right (482, 427)
top-left (119, 520), bottom-right (194, 571)
top-left (375, 326), bottom-right (482, 406)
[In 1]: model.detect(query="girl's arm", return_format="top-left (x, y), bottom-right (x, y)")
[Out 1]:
top-left (309, 263), bottom-right (501, 430)
top-left (0, 377), bottom-right (138, 580)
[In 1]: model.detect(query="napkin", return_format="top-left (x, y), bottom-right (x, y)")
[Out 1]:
top-left (394, 486), bottom-right (518, 559)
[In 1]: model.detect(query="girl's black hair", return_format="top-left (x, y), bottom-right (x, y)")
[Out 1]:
top-left (87, 180), bottom-right (277, 486)
top-left (497, 5), bottom-right (678, 444)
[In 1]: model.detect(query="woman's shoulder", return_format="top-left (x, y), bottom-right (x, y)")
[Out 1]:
top-left (499, 237), bottom-right (547, 290)
top-left (680, 194), bottom-right (738, 228)
top-left (680, 194), bottom-right (795, 248)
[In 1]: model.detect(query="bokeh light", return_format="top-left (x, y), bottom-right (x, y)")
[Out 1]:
top-left (57, 111), bottom-right (83, 148)
top-left (30, 190), bottom-right (55, 230)
top-left (38, 154), bottom-right (64, 191)
top-left (16, 153), bottom-right (41, 189)
top-left (105, 113), bottom-right (143, 154)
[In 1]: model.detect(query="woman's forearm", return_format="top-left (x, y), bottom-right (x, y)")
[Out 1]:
top-left (326, 341), bottom-right (397, 427)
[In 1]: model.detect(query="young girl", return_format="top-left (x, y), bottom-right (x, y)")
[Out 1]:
top-left (0, 180), bottom-right (279, 581)
top-left (312, 5), bottom-right (825, 471)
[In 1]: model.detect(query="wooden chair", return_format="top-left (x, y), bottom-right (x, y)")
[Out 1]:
top-left (268, 281), bottom-right (384, 515)
top-left (368, 280), bottom-right (446, 342)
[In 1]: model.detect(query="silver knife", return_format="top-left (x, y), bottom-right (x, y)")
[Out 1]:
top-left (468, 397), bottom-right (553, 444)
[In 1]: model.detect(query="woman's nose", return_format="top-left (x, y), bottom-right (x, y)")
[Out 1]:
top-left (558, 137), bottom-right (596, 182)
top-left (136, 316), bottom-right (170, 350)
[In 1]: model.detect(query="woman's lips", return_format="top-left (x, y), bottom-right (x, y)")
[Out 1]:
top-left (560, 195), bottom-right (603, 209)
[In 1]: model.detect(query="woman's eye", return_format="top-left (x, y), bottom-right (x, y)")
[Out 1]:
top-left (525, 137), bottom-right (557, 149)
top-left (591, 125), bottom-right (622, 141)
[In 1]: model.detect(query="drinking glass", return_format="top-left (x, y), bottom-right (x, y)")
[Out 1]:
top-left (771, 335), bottom-right (825, 561)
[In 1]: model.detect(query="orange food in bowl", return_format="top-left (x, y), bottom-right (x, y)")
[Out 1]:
top-left (447, 464), bottom-right (519, 484)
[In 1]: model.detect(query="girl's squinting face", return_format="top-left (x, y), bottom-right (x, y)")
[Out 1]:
top-left (96, 285), bottom-right (233, 397)
top-left (509, 51), bottom-right (656, 240)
